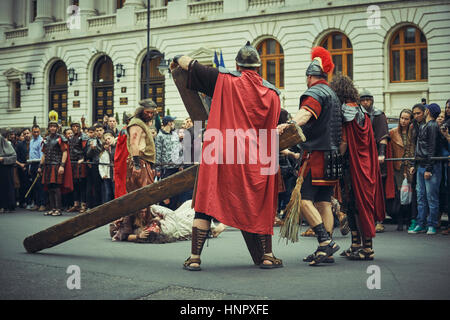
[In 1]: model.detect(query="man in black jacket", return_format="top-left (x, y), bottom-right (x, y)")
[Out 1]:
top-left (409, 103), bottom-right (442, 235)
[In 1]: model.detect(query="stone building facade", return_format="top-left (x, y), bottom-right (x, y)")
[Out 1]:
top-left (1, 0), bottom-right (449, 129)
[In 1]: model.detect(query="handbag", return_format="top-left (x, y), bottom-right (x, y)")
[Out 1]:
top-left (400, 178), bottom-right (412, 205)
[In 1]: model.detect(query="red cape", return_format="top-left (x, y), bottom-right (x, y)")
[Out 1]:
top-left (194, 70), bottom-right (281, 235)
top-left (345, 114), bottom-right (385, 238)
top-left (114, 128), bottom-right (129, 198)
top-left (61, 147), bottom-right (73, 194)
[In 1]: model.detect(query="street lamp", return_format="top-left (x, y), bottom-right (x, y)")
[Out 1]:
top-left (68, 68), bottom-right (78, 86)
top-left (116, 63), bottom-right (125, 82)
top-left (25, 72), bottom-right (35, 89)
top-left (157, 55), bottom-right (171, 76)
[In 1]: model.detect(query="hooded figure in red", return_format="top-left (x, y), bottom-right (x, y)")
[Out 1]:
top-left (330, 74), bottom-right (384, 261)
top-left (171, 41), bottom-right (283, 271)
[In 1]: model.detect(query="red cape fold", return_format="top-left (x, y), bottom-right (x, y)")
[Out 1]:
top-left (114, 128), bottom-right (129, 198)
top-left (194, 70), bottom-right (281, 235)
top-left (345, 114), bottom-right (385, 238)
top-left (61, 138), bottom-right (73, 194)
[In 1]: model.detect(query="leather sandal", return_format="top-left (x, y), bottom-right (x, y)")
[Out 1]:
top-left (183, 257), bottom-right (202, 271)
top-left (303, 252), bottom-right (335, 263)
top-left (309, 240), bottom-right (340, 266)
top-left (340, 245), bottom-right (361, 257)
top-left (348, 248), bottom-right (374, 260)
top-left (259, 254), bottom-right (283, 269)
top-left (44, 210), bottom-right (55, 216)
top-left (51, 210), bottom-right (62, 216)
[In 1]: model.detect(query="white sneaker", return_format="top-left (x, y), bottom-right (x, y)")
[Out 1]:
top-left (426, 227), bottom-right (437, 235)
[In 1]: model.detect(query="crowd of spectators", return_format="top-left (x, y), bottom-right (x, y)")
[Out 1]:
top-left (0, 114), bottom-right (195, 217)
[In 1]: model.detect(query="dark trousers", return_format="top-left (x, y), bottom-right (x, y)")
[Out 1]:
top-left (86, 165), bottom-right (102, 208)
top-left (73, 178), bottom-right (87, 204)
top-left (18, 166), bottom-right (31, 206)
top-left (101, 178), bottom-right (115, 204)
top-left (410, 172), bottom-right (418, 220)
top-left (0, 164), bottom-right (16, 210)
top-left (160, 167), bottom-right (180, 210)
top-left (29, 163), bottom-right (46, 207)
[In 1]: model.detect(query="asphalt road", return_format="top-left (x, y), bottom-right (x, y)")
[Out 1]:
top-left (1, 208), bottom-right (449, 300)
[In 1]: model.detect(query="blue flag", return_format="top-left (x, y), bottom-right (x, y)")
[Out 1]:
top-left (213, 50), bottom-right (220, 68)
top-left (219, 50), bottom-right (225, 67)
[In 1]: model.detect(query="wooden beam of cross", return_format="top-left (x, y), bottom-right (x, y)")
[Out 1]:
top-left (23, 68), bottom-right (305, 254)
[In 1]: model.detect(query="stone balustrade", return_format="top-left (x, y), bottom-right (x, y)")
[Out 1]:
top-left (188, 0), bottom-right (223, 16)
top-left (5, 28), bottom-right (28, 40)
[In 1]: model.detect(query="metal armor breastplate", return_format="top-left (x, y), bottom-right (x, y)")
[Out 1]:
top-left (69, 134), bottom-right (84, 161)
top-left (44, 134), bottom-right (62, 164)
top-left (300, 83), bottom-right (342, 151)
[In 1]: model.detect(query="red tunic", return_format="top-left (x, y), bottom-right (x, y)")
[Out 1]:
top-left (114, 127), bottom-right (129, 198)
top-left (194, 70), bottom-right (281, 235)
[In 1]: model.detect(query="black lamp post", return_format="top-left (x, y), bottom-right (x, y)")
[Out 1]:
top-left (145, 0), bottom-right (150, 99)
top-left (116, 63), bottom-right (125, 82)
top-left (68, 68), bottom-right (78, 86)
top-left (25, 72), bottom-right (35, 89)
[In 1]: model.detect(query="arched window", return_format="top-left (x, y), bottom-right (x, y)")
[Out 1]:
top-left (49, 61), bottom-right (68, 126)
top-left (141, 53), bottom-right (165, 116)
top-left (390, 25), bottom-right (427, 82)
top-left (92, 55), bottom-right (114, 124)
top-left (320, 32), bottom-right (353, 81)
top-left (257, 39), bottom-right (284, 89)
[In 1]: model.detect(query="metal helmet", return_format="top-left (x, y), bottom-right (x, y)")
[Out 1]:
top-left (359, 89), bottom-right (373, 100)
top-left (138, 98), bottom-right (157, 109)
top-left (235, 41), bottom-right (261, 68)
top-left (306, 59), bottom-right (327, 78)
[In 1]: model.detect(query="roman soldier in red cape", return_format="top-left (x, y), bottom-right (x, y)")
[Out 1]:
top-left (171, 41), bottom-right (282, 271)
top-left (330, 74), bottom-right (385, 260)
top-left (359, 90), bottom-right (395, 233)
top-left (38, 111), bottom-right (73, 216)
top-left (67, 120), bottom-right (88, 213)
top-left (278, 47), bottom-right (342, 266)
top-left (114, 112), bottom-right (131, 199)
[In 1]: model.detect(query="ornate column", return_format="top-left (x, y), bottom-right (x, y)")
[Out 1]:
top-left (79, 0), bottom-right (97, 16)
top-left (0, 0), bottom-right (14, 29)
top-left (34, 0), bottom-right (53, 23)
top-left (124, 0), bottom-right (145, 9)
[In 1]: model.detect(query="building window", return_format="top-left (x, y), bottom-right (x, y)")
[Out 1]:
top-left (12, 81), bottom-right (21, 109)
top-left (390, 26), bottom-right (427, 83)
top-left (320, 32), bottom-right (353, 81)
top-left (141, 54), bottom-right (165, 116)
top-left (49, 61), bottom-right (68, 126)
top-left (257, 39), bottom-right (284, 89)
top-left (31, 0), bottom-right (37, 22)
top-left (117, 0), bottom-right (126, 9)
top-left (93, 56), bottom-right (114, 124)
